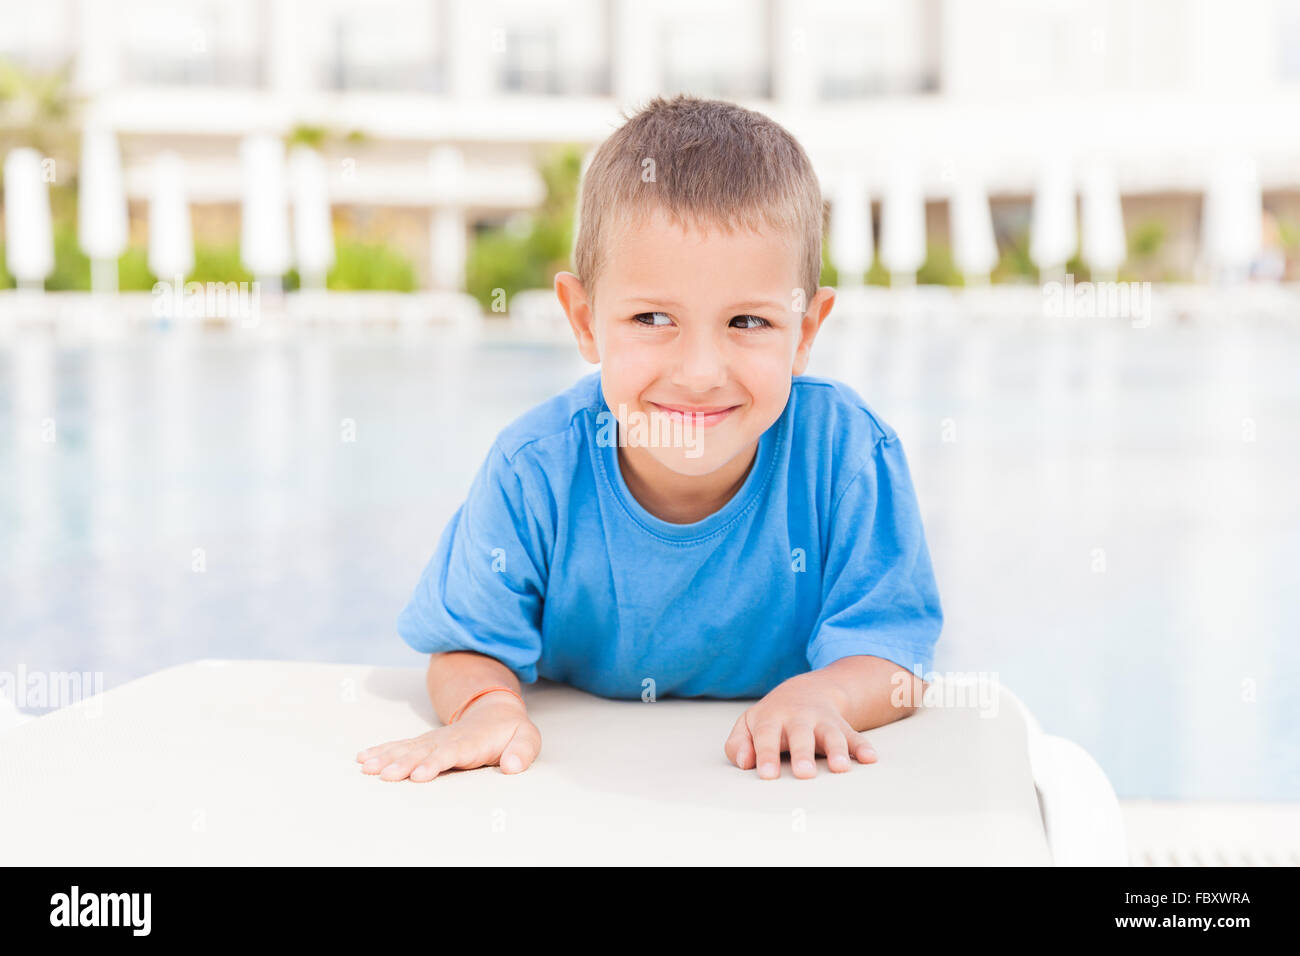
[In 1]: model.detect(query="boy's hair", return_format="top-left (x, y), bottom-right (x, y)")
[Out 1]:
top-left (571, 93), bottom-right (825, 313)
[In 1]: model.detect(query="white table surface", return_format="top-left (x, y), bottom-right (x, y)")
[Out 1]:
top-left (0, 659), bottom-right (1051, 865)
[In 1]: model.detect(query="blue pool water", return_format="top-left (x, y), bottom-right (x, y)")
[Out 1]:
top-left (1, 315), bottom-right (1297, 801)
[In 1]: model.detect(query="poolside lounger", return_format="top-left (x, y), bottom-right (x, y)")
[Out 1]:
top-left (0, 659), bottom-right (1124, 865)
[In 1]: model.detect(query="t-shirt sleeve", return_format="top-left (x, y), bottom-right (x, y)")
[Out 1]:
top-left (806, 433), bottom-right (943, 678)
top-left (396, 440), bottom-right (548, 684)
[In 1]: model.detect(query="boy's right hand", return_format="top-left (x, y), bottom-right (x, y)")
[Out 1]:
top-left (355, 694), bottom-right (541, 782)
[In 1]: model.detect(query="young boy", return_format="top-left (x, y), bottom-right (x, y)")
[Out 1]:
top-left (357, 94), bottom-right (942, 783)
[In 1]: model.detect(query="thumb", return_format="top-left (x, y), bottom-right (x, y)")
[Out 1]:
top-left (499, 720), bottom-right (542, 774)
top-left (848, 729), bottom-right (877, 763)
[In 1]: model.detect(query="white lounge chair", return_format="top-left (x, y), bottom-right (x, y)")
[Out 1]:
top-left (0, 659), bottom-right (1124, 865)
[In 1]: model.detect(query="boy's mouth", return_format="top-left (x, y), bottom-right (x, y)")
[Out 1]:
top-left (647, 402), bottom-right (739, 428)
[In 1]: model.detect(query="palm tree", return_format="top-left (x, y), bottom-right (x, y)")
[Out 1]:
top-left (0, 58), bottom-right (80, 161)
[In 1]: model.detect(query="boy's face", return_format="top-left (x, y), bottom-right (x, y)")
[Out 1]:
top-left (555, 205), bottom-right (835, 483)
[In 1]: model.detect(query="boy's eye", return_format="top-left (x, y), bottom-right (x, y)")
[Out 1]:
top-left (631, 312), bottom-right (771, 329)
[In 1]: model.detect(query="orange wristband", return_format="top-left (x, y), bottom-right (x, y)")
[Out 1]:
top-left (448, 686), bottom-right (523, 724)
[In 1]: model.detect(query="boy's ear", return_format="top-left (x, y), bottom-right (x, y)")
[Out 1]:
top-left (792, 286), bottom-right (836, 376)
top-left (554, 271), bottom-right (600, 365)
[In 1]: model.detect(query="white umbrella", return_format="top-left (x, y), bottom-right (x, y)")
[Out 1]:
top-left (829, 174), bottom-right (871, 286)
top-left (3, 148), bottom-right (55, 290)
top-left (77, 126), bottom-right (128, 294)
top-left (239, 135), bottom-right (291, 282)
top-left (1080, 164), bottom-right (1126, 281)
top-left (1030, 159), bottom-right (1077, 276)
top-left (289, 146), bottom-right (334, 290)
top-left (147, 152), bottom-right (194, 281)
top-left (1200, 156), bottom-right (1261, 280)
top-left (879, 160), bottom-right (926, 284)
top-left (949, 175), bottom-right (998, 283)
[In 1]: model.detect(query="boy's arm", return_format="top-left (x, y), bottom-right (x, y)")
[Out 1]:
top-left (805, 654), bottom-right (925, 731)
top-left (727, 431), bottom-right (941, 778)
top-left (397, 440), bottom-right (548, 686)
top-left (358, 649), bottom-right (536, 781)
top-left (427, 650), bottom-right (528, 725)
top-left (723, 656), bottom-right (925, 780)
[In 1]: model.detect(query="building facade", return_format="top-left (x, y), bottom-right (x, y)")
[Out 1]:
top-left (3, 0), bottom-right (1300, 288)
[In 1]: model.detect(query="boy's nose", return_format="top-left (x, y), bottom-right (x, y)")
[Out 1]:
top-left (670, 335), bottom-right (728, 391)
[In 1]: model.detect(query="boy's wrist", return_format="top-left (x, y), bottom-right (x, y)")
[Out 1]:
top-left (456, 688), bottom-right (527, 721)
top-left (790, 668), bottom-right (851, 719)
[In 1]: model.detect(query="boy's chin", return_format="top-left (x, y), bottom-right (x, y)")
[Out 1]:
top-left (649, 453), bottom-right (713, 477)
top-left (639, 444), bottom-right (737, 478)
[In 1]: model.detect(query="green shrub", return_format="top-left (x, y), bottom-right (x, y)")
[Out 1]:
top-left (188, 244), bottom-right (253, 285)
top-left (465, 145), bottom-right (579, 311)
top-left (818, 239), bottom-right (839, 287)
top-left (991, 230), bottom-right (1037, 283)
top-left (917, 243), bottom-right (963, 286)
top-left (327, 238), bottom-right (415, 291)
top-left (118, 246), bottom-right (155, 291)
top-left (44, 222), bottom-right (90, 290)
top-left (1129, 220), bottom-right (1165, 259)
top-left (61, 238), bottom-right (418, 292)
top-left (1064, 253), bottom-right (1091, 283)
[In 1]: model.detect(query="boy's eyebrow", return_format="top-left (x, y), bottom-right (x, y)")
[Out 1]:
top-left (622, 295), bottom-right (789, 313)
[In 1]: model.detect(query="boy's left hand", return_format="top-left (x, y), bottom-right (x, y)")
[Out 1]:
top-left (724, 672), bottom-right (877, 779)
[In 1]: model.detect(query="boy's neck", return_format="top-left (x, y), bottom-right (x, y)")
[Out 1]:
top-left (616, 439), bottom-right (758, 525)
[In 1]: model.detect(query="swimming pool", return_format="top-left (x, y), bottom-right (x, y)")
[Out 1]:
top-left (2, 313), bottom-right (1296, 801)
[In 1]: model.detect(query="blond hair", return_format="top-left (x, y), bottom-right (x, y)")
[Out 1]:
top-left (571, 94), bottom-right (825, 312)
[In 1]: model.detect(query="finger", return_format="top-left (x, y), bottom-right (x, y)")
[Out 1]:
top-left (409, 740), bottom-right (464, 782)
top-left (408, 733), bottom-right (476, 782)
top-left (356, 738), bottom-right (408, 763)
top-left (408, 748), bottom-right (444, 782)
top-left (380, 741), bottom-right (444, 781)
top-left (750, 719), bottom-right (783, 780)
top-left (819, 723), bottom-right (852, 773)
top-left (499, 721), bottom-right (542, 774)
top-left (724, 713), bottom-right (755, 770)
top-left (848, 729), bottom-right (878, 764)
top-left (787, 720), bottom-right (818, 779)
top-left (359, 741), bottom-right (415, 774)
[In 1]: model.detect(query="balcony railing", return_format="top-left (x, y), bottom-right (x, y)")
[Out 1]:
top-left (320, 58), bottom-right (446, 93)
top-left (661, 68), bottom-right (773, 100)
top-left (120, 53), bottom-right (265, 88)
top-left (497, 63), bottom-right (610, 97)
top-left (820, 69), bottom-right (940, 99)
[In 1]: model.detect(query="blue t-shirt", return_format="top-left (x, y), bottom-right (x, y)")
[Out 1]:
top-left (397, 370), bottom-right (942, 700)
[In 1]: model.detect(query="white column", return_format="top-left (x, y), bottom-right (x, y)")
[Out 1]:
top-left (429, 145), bottom-right (467, 292)
top-left (1030, 158), bottom-right (1077, 279)
top-left (268, 0), bottom-right (310, 98)
top-left (880, 158), bottom-right (926, 286)
top-left (75, 0), bottom-right (119, 97)
top-left (829, 173), bottom-right (871, 287)
top-left (1200, 156), bottom-right (1261, 283)
top-left (148, 153), bottom-right (195, 286)
top-left (446, 0), bottom-right (494, 99)
top-left (3, 149), bottom-right (55, 291)
top-left (240, 135), bottom-right (292, 285)
top-left (950, 175), bottom-right (998, 286)
top-left (611, 0), bottom-right (660, 109)
top-left (771, 0), bottom-right (815, 109)
top-left (431, 208), bottom-right (467, 292)
top-left (78, 126), bottom-right (129, 295)
top-left (290, 146), bottom-right (335, 291)
top-left (1080, 163), bottom-right (1126, 283)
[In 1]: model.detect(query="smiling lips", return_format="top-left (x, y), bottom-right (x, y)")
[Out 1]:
top-left (648, 402), bottom-right (738, 427)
